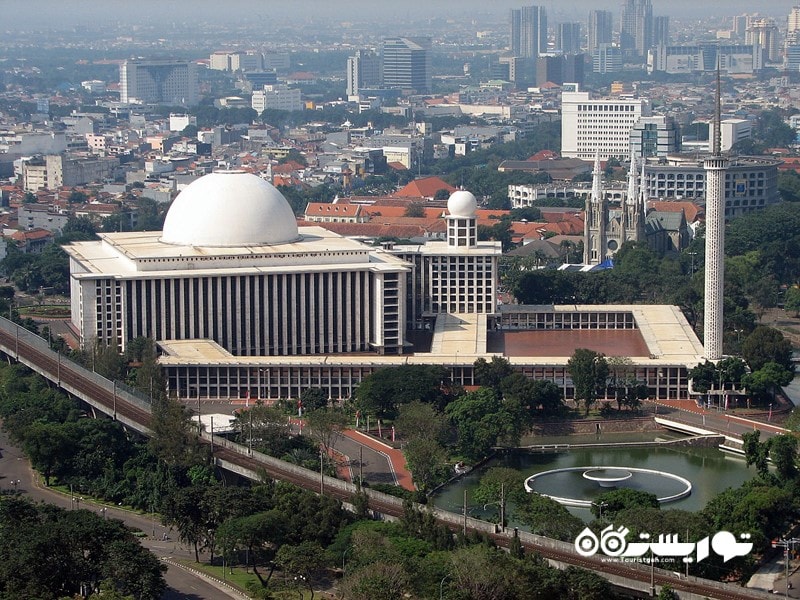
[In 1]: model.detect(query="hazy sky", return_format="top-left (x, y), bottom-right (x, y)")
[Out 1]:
top-left (0, 0), bottom-right (800, 30)
top-left (3, 0), bottom-right (798, 28)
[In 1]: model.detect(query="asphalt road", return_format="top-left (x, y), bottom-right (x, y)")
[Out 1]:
top-left (0, 426), bottom-right (242, 600)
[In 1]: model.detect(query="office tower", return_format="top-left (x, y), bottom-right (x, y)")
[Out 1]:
top-left (746, 18), bottom-right (780, 62)
top-left (703, 69), bottom-right (728, 361)
top-left (346, 50), bottom-right (381, 98)
top-left (561, 83), bottom-right (651, 160)
top-left (557, 22), bottom-right (582, 54)
top-left (588, 10), bottom-right (613, 53)
top-left (119, 59), bottom-right (198, 106)
top-left (592, 43), bottom-right (623, 74)
top-left (381, 37), bottom-right (432, 94)
top-left (789, 7), bottom-right (800, 35)
top-left (629, 115), bottom-right (680, 158)
top-left (732, 15), bottom-right (748, 38)
top-left (620, 0), bottom-right (653, 58)
top-left (510, 5), bottom-right (548, 58)
top-left (653, 15), bottom-right (669, 47)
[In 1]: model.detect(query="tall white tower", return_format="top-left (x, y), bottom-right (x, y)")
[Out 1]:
top-left (703, 67), bottom-right (728, 361)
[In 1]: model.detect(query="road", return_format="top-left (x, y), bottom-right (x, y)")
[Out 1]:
top-left (0, 426), bottom-right (244, 600)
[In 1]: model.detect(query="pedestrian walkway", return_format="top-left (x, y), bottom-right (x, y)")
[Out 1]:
top-left (342, 429), bottom-right (415, 492)
top-left (654, 399), bottom-right (790, 435)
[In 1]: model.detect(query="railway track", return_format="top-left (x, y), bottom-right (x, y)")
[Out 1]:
top-left (0, 324), bottom-right (773, 600)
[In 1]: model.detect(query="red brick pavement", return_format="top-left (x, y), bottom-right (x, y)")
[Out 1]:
top-left (342, 429), bottom-right (415, 492)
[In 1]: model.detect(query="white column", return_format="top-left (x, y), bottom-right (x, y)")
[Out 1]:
top-left (296, 273), bottom-right (309, 354)
top-left (280, 274), bottom-right (288, 354)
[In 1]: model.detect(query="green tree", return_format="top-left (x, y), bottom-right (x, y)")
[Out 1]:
top-left (355, 364), bottom-right (451, 419)
top-left (473, 356), bottom-right (514, 390)
top-left (472, 467), bottom-right (524, 528)
top-left (148, 397), bottom-right (204, 469)
top-left (742, 430), bottom-right (770, 477)
top-left (275, 541), bottom-right (325, 599)
top-left (769, 434), bottom-right (798, 481)
top-left (300, 387), bottom-right (329, 412)
top-left (591, 488), bottom-right (659, 519)
top-left (567, 349), bottom-right (609, 415)
top-left (394, 400), bottom-right (448, 443)
top-left (21, 421), bottom-right (73, 485)
top-left (515, 493), bottom-right (584, 541)
top-left (231, 404), bottom-right (294, 457)
top-left (743, 362), bottom-right (794, 404)
top-left (445, 387), bottom-right (519, 461)
top-left (304, 408), bottom-right (348, 456)
top-left (785, 286), bottom-right (800, 317)
top-left (405, 437), bottom-right (448, 492)
top-left (742, 326), bottom-right (793, 371)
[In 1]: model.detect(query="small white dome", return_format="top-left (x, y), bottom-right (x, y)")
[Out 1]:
top-left (447, 190), bottom-right (477, 217)
top-left (160, 171), bottom-right (300, 247)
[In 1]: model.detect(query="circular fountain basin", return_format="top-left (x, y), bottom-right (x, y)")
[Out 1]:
top-left (582, 468), bottom-right (633, 487)
top-left (524, 466), bottom-right (692, 507)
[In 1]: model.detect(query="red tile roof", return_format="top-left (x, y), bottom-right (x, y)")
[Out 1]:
top-left (396, 176), bottom-right (456, 199)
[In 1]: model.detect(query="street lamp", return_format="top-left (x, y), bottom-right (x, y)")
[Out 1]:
top-left (10, 479), bottom-right (20, 494)
top-left (439, 574), bottom-right (450, 600)
top-left (100, 507), bottom-right (107, 520)
top-left (592, 501), bottom-right (609, 520)
top-left (772, 538), bottom-right (800, 599)
top-left (342, 548), bottom-right (350, 574)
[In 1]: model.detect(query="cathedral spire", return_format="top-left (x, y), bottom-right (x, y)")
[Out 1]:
top-left (626, 149), bottom-right (638, 206)
top-left (639, 159), bottom-right (647, 211)
top-left (591, 151), bottom-right (603, 204)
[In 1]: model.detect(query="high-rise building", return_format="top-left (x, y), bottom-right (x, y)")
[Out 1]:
top-left (557, 22), bottom-right (582, 54)
top-left (119, 59), bottom-right (198, 106)
top-left (620, 0), bottom-right (653, 59)
top-left (592, 44), bottom-right (623, 74)
top-left (629, 115), bottom-right (680, 158)
top-left (789, 6), bottom-right (800, 35)
top-left (653, 15), bottom-right (670, 47)
top-left (588, 10), bottom-right (613, 53)
top-left (535, 54), bottom-right (584, 86)
top-left (732, 15), bottom-right (749, 38)
top-left (346, 50), bottom-right (381, 98)
top-left (381, 37), bottom-right (432, 94)
top-left (746, 18), bottom-right (780, 62)
top-left (510, 5), bottom-right (548, 58)
top-left (648, 43), bottom-right (764, 75)
top-left (561, 83), bottom-right (651, 160)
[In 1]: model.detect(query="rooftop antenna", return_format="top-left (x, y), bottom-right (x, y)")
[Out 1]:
top-left (713, 55), bottom-right (722, 158)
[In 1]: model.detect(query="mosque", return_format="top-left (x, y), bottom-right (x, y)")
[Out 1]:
top-left (65, 170), bottom-right (705, 402)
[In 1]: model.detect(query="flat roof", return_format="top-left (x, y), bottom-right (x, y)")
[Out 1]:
top-left (157, 304), bottom-right (704, 369)
top-left (65, 225), bottom-right (409, 278)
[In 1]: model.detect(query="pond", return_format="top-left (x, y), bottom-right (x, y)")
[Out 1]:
top-left (430, 439), bottom-right (756, 526)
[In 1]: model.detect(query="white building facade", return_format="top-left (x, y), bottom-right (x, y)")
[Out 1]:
top-left (561, 84), bottom-right (651, 160)
top-left (65, 172), bottom-right (409, 356)
top-left (251, 85), bottom-right (303, 113)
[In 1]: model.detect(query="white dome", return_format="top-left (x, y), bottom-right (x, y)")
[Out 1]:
top-left (447, 190), bottom-right (477, 217)
top-left (160, 171), bottom-right (300, 247)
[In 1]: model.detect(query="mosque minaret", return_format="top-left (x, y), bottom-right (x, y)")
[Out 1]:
top-left (703, 67), bottom-right (728, 360)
